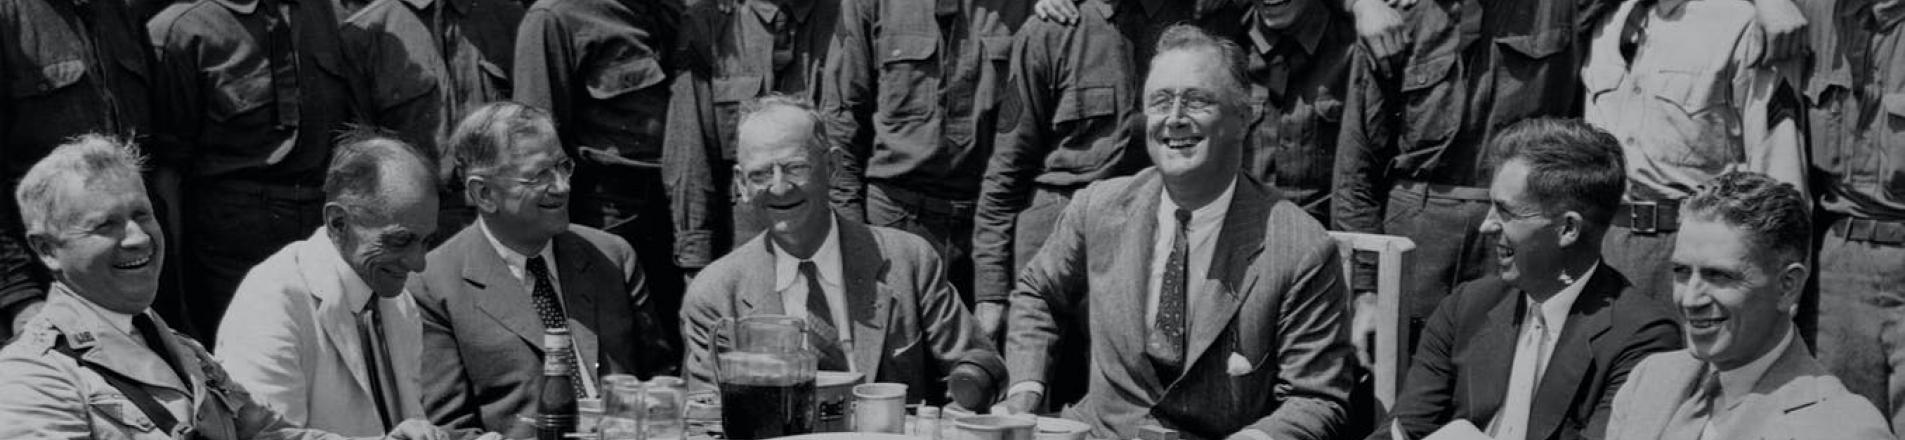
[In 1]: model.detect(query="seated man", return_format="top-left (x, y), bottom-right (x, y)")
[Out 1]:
top-left (680, 95), bottom-right (1004, 406)
top-left (1373, 118), bottom-right (1682, 440)
top-left (1605, 171), bottom-right (1891, 440)
top-left (409, 102), bottom-right (677, 437)
top-left (0, 135), bottom-right (437, 439)
top-left (218, 128), bottom-right (470, 436)
top-left (998, 25), bottom-right (1353, 440)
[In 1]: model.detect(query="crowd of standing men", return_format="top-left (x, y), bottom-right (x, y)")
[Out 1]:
top-left (2, 0), bottom-right (1905, 437)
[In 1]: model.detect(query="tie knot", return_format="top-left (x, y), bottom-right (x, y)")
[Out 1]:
top-left (798, 260), bottom-right (820, 278)
top-left (1174, 208), bottom-right (1192, 225)
top-left (527, 256), bottom-right (551, 277)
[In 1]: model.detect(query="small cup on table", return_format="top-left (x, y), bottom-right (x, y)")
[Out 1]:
top-left (851, 383), bottom-right (909, 434)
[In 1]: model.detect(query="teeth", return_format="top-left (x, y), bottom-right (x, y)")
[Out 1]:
top-left (114, 255), bottom-right (151, 269)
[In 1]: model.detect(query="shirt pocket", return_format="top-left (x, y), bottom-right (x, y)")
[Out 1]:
top-left (87, 396), bottom-right (162, 437)
top-left (876, 33), bottom-right (940, 122)
top-left (587, 56), bottom-right (668, 101)
top-left (1399, 53), bottom-right (1460, 145)
top-left (8, 59), bottom-right (87, 98)
top-left (1642, 69), bottom-right (1739, 169)
top-left (1877, 93), bottom-right (1905, 198)
top-left (1051, 85), bottom-right (1120, 166)
top-left (713, 75), bottom-right (764, 159)
top-left (207, 69), bottom-right (274, 125)
top-left (372, 68), bottom-right (439, 114)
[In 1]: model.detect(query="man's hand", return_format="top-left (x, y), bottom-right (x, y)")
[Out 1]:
top-left (1352, 0), bottom-right (1410, 60)
top-left (1033, 0), bottom-right (1081, 24)
top-left (993, 391), bottom-right (1041, 416)
top-left (383, 419), bottom-right (447, 440)
top-left (974, 301), bottom-right (1007, 347)
top-left (1754, 0), bottom-right (1809, 65)
top-left (1351, 291), bottom-right (1379, 368)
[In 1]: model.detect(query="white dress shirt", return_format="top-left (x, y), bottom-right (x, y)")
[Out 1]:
top-left (478, 219), bottom-right (597, 396)
top-left (769, 215), bottom-right (855, 371)
top-left (1147, 179), bottom-right (1238, 324)
top-left (1486, 262), bottom-right (1597, 439)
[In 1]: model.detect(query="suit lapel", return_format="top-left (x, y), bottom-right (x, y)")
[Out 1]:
top-left (1717, 335), bottom-right (1825, 439)
top-left (737, 236), bottom-right (784, 317)
top-left (1527, 269), bottom-right (1622, 440)
top-left (295, 237), bottom-right (379, 401)
top-left (553, 232), bottom-right (602, 378)
top-left (1466, 289), bottom-right (1521, 422)
top-left (837, 217), bottom-right (892, 380)
top-left (460, 229), bottom-right (546, 352)
top-left (1107, 172), bottom-right (1164, 396)
top-left (1181, 179), bottom-right (1269, 378)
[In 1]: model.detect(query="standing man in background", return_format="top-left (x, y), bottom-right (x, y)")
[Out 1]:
top-left (148, 0), bottom-right (356, 344)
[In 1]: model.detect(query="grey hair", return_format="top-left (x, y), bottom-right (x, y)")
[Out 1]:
top-left (325, 125), bottom-right (434, 214)
top-left (737, 94), bottom-right (831, 158)
top-left (16, 134), bottom-right (149, 239)
top-left (1152, 24), bottom-right (1250, 103)
top-left (443, 101), bottom-right (561, 197)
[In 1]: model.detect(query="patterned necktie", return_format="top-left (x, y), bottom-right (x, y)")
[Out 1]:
top-left (799, 261), bottom-right (851, 371)
top-left (357, 301), bottom-right (397, 431)
top-left (1148, 208), bottom-right (1192, 382)
top-left (526, 256), bottom-right (586, 397)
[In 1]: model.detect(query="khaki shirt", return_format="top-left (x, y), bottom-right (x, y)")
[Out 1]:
top-left (0, 285), bottom-right (348, 440)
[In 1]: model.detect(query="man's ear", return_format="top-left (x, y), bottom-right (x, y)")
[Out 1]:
top-left (26, 234), bottom-right (60, 274)
top-left (466, 176), bottom-right (497, 213)
top-left (1777, 260), bottom-right (1809, 314)
top-left (732, 164), bottom-right (751, 205)
top-left (323, 202), bottom-right (350, 235)
top-left (1555, 210), bottom-right (1585, 247)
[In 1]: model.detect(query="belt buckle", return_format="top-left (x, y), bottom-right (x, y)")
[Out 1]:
top-left (1631, 202), bottom-right (1659, 234)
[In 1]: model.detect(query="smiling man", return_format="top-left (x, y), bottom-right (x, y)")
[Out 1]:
top-left (680, 95), bottom-right (1003, 406)
top-left (216, 127), bottom-right (458, 437)
top-left (408, 102), bottom-right (677, 437)
top-left (1373, 118), bottom-right (1681, 440)
top-left (998, 25), bottom-right (1352, 440)
top-left (1605, 171), bottom-right (1890, 440)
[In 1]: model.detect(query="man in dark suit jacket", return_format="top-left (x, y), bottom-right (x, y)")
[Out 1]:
top-left (1373, 119), bottom-right (1682, 440)
top-left (408, 102), bottom-right (676, 437)
top-left (680, 95), bottom-right (1004, 406)
top-left (998, 25), bottom-right (1355, 440)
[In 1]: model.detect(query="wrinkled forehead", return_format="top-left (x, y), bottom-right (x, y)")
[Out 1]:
top-left (737, 108), bottom-right (821, 166)
top-left (1144, 47), bottom-right (1234, 95)
top-left (48, 174), bottom-right (148, 221)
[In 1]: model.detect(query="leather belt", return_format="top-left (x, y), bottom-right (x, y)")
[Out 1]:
top-left (1831, 217), bottom-right (1905, 246)
top-left (1612, 199), bottom-right (1681, 234)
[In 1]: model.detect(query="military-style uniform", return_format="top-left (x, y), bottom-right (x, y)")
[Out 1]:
top-left (0, 285), bottom-right (344, 440)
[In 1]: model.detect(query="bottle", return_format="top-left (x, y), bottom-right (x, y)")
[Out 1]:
top-left (539, 328), bottom-right (579, 440)
top-left (913, 405), bottom-right (940, 440)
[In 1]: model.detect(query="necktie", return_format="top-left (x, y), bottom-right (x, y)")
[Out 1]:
top-left (526, 256), bottom-right (586, 397)
top-left (357, 300), bottom-right (398, 431)
top-left (799, 261), bottom-right (851, 371)
top-left (263, 0), bottom-right (301, 129)
top-left (1148, 209), bottom-right (1192, 382)
top-left (1491, 301), bottom-right (1549, 440)
top-left (1667, 369), bottom-right (1723, 440)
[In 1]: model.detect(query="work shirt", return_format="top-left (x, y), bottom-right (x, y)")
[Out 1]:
top-left (1581, 0), bottom-right (1805, 202)
top-left (1240, 0), bottom-right (1354, 222)
top-left (149, 0), bottom-right (354, 184)
top-left (970, 0), bottom-right (1193, 303)
top-left (340, 0), bottom-right (523, 160)
top-left (1333, 0), bottom-right (1607, 233)
top-left (1804, 0), bottom-right (1905, 220)
top-left (1, 0), bottom-right (153, 179)
top-left (513, 0), bottom-right (680, 186)
top-left (819, 0), bottom-right (1027, 219)
top-left (663, 0), bottom-right (842, 268)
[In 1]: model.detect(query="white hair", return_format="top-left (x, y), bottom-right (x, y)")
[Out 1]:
top-left (16, 134), bottom-right (148, 240)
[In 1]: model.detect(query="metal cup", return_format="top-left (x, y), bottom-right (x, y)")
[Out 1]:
top-left (850, 383), bottom-right (908, 433)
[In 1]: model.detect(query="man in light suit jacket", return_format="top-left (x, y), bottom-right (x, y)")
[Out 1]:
top-left (997, 25), bottom-right (1354, 440)
top-left (217, 129), bottom-right (455, 437)
top-left (1605, 171), bottom-right (1892, 440)
top-left (680, 95), bottom-right (1005, 406)
top-left (1372, 119), bottom-right (1682, 440)
top-left (408, 102), bottom-right (678, 438)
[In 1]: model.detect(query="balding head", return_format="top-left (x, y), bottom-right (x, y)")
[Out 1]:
top-left (323, 127), bottom-right (439, 296)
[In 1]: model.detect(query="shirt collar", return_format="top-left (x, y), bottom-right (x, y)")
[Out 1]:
top-left (1527, 262), bottom-right (1597, 331)
top-left (1158, 177), bottom-right (1239, 231)
top-left (479, 218), bottom-right (556, 279)
top-left (63, 282), bottom-right (137, 337)
top-left (1714, 322), bottom-right (1795, 407)
top-left (317, 228), bottom-right (378, 311)
top-left (1248, 0), bottom-right (1328, 57)
top-left (772, 215), bottom-right (843, 292)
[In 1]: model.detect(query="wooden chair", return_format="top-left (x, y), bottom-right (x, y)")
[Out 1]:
top-left (1326, 231), bottom-right (1416, 410)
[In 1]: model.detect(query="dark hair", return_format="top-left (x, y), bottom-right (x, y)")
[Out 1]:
top-left (443, 101), bottom-right (560, 196)
top-left (325, 125), bottom-right (434, 212)
top-left (1152, 24), bottom-right (1250, 101)
top-left (1488, 118), bottom-right (1628, 225)
top-left (1681, 171), bottom-right (1811, 265)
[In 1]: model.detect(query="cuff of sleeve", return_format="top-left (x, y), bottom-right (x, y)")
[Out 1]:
top-left (1007, 381), bottom-right (1045, 399)
top-left (974, 266), bottom-right (1013, 303)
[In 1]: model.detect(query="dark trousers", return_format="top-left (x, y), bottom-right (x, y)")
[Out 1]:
top-left (573, 171), bottom-right (686, 350)
top-left (868, 182), bottom-right (975, 306)
top-left (1380, 183), bottom-right (1492, 383)
top-left (1813, 217), bottom-right (1905, 433)
top-left (183, 179), bottom-right (325, 345)
top-left (1601, 227), bottom-right (1677, 302)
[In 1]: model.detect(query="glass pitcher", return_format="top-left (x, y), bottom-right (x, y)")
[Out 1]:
top-left (715, 315), bottom-right (819, 440)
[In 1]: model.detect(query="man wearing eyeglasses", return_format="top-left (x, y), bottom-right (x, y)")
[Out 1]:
top-left (406, 102), bottom-right (678, 437)
top-left (680, 95), bottom-right (1004, 408)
